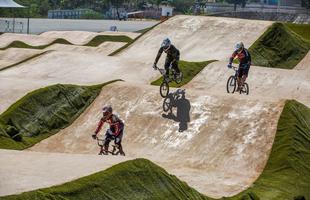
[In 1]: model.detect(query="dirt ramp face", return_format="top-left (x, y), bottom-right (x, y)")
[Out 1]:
top-left (29, 82), bottom-right (284, 197)
top-left (118, 15), bottom-right (272, 62)
top-left (0, 149), bottom-right (130, 197)
top-left (186, 61), bottom-right (310, 107)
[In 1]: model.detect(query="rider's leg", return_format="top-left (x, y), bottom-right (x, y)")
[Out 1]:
top-left (103, 130), bottom-right (113, 154)
top-left (242, 65), bottom-right (250, 85)
top-left (164, 57), bottom-right (171, 77)
top-left (172, 60), bottom-right (180, 74)
top-left (114, 130), bottom-right (125, 156)
top-left (237, 67), bottom-right (243, 91)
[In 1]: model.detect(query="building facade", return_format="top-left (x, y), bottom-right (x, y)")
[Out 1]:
top-left (48, 9), bottom-right (89, 19)
top-left (261, 0), bottom-right (302, 6)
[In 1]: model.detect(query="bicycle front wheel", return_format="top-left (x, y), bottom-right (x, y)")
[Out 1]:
top-left (160, 81), bottom-right (169, 98)
top-left (226, 76), bottom-right (236, 93)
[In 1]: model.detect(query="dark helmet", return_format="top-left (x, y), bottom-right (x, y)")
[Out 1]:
top-left (161, 38), bottom-right (171, 51)
top-left (102, 105), bottom-right (112, 119)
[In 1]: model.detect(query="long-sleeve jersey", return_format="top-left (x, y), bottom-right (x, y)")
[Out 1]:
top-left (94, 114), bottom-right (124, 136)
top-left (154, 45), bottom-right (180, 65)
top-left (229, 48), bottom-right (251, 66)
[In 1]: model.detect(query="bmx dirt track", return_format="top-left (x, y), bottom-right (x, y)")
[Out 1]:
top-left (0, 15), bottom-right (309, 198)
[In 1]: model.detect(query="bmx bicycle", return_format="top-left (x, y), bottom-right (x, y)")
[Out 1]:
top-left (154, 64), bottom-right (183, 98)
top-left (226, 66), bottom-right (249, 95)
top-left (96, 137), bottom-right (125, 156)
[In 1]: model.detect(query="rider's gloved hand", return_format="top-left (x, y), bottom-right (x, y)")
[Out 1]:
top-left (227, 64), bottom-right (232, 68)
top-left (91, 133), bottom-right (97, 140)
top-left (153, 63), bottom-right (157, 70)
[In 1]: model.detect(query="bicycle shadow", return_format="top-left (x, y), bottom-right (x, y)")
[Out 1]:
top-left (162, 89), bottom-right (191, 132)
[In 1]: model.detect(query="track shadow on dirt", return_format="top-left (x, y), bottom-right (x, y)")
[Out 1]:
top-left (162, 89), bottom-right (191, 132)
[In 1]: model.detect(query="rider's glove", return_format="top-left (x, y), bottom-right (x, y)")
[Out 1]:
top-left (227, 64), bottom-right (232, 68)
top-left (153, 63), bottom-right (157, 70)
top-left (91, 133), bottom-right (97, 140)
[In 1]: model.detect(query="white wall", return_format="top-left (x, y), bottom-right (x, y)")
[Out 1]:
top-left (161, 6), bottom-right (173, 16)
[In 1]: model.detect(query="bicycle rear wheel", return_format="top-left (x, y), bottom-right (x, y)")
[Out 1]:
top-left (240, 83), bottom-right (249, 95)
top-left (226, 76), bottom-right (236, 93)
top-left (160, 81), bottom-right (169, 98)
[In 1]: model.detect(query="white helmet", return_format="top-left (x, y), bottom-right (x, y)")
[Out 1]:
top-left (161, 38), bottom-right (171, 51)
top-left (235, 42), bottom-right (244, 52)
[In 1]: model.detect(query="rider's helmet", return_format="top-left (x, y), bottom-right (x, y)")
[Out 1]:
top-left (102, 105), bottom-right (112, 120)
top-left (161, 38), bottom-right (171, 52)
top-left (234, 42), bottom-right (244, 53)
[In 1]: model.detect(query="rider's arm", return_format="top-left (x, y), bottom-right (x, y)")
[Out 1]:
top-left (94, 118), bottom-right (104, 135)
top-left (247, 50), bottom-right (252, 65)
top-left (229, 51), bottom-right (237, 64)
top-left (154, 47), bottom-right (164, 65)
top-left (113, 121), bottom-right (122, 136)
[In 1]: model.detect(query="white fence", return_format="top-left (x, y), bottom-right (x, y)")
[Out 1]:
top-left (0, 19), bottom-right (24, 33)
top-left (203, 3), bottom-right (308, 14)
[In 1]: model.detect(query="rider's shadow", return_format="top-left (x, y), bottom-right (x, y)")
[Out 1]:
top-left (162, 89), bottom-right (191, 132)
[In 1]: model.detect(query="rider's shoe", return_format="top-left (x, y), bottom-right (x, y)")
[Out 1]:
top-left (236, 87), bottom-right (241, 92)
top-left (99, 150), bottom-right (108, 155)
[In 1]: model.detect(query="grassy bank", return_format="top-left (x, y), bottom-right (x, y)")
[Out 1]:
top-left (0, 158), bottom-right (210, 200)
top-left (0, 35), bottom-right (133, 50)
top-left (0, 81), bottom-right (118, 150)
top-left (229, 100), bottom-right (310, 200)
top-left (249, 23), bottom-right (310, 69)
top-left (151, 60), bottom-right (216, 87)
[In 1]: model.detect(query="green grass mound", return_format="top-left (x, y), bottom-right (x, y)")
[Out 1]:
top-left (0, 158), bottom-right (209, 200)
top-left (151, 60), bottom-right (216, 87)
top-left (83, 35), bottom-right (132, 47)
top-left (0, 35), bottom-right (133, 50)
top-left (286, 23), bottom-right (310, 42)
top-left (0, 81), bottom-right (118, 150)
top-left (249, 23), bottom-right (310, 69)
top-left (229, 100), bottom-right (310, 200)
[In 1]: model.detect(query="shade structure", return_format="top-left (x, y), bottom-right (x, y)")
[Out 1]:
top-left (0, 0), bottom-right (24, 8)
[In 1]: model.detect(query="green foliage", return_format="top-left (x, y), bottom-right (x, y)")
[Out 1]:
top-left (249, 22), bottom-right (310, 69)
top-left (0, 81), bottom-right (119, 150)
top-left (151, 60), bottom-right (217, 87)
top-left (80, 10), bottom-right (103, 19)
top-left (171, 0), bottom-right (196, 13)
top-left (229, 100), bottom-right (310, 200)
top-left (0, 158), bottom-right (211, 200)
top-left (0, 35), bottom-right (133, 50)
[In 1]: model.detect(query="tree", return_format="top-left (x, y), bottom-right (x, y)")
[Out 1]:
top-left (171, 0), bottom-right (196, 13)
top-left (39, 0), bottom-right (51, 16)
top-left (302, 0), bottom-right (310, 8)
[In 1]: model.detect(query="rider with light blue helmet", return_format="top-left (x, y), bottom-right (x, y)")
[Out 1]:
top-left (153, 38), bottom-right (181, 76)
